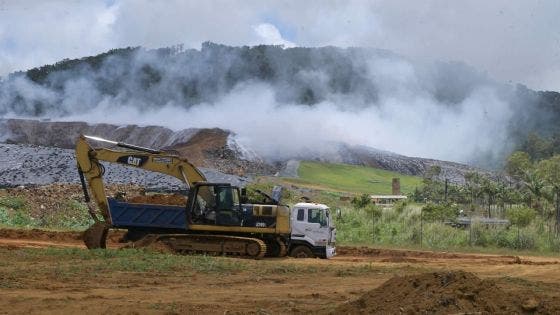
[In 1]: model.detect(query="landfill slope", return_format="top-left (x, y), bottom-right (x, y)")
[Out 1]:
top-left (0, 143), bottom-right (249, 189)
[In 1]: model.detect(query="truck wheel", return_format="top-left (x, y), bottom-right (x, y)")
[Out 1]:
top-left (290, 245), bottom-right (315, 258)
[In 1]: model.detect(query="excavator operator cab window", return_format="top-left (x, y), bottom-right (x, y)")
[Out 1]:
top-left (216, 186), bottom-right (233, 210)
top-left (193, 184), bottom-right (242, 226)
top-left (194, 185), bottom-right (215, 213)
top-left (232, 188), bottom-right (241, 208)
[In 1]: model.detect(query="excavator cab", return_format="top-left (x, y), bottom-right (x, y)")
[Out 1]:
top-left (189, 183), bottom-right (242, 226)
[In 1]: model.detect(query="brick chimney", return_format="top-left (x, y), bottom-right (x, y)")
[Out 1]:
top-left (392, 178), bottom-right (401, 195)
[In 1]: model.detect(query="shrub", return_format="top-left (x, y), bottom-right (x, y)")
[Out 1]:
top-left (496, 229), bottom-right (536, 250)
top-left (351, 194), bottom-right (370, 209)
top-left (393, 199), bottom-right (408, 214)
top-left (422, 223), bottom-right (469, 248)
top-left (421, 203), bottom-right (458, 222)
top-left (506, 206), bottom-right (536, 228)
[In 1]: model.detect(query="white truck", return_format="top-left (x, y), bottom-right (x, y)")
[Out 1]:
top-left (289, 202), bottom-right (336, 259)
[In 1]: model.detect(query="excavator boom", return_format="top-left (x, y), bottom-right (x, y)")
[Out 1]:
top-left (76, 135), bottom-right (205, 220)
top-left (76, 134), bottom-right (207, 248)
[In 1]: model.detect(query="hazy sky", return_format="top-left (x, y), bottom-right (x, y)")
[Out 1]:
top-left (1, 0), bottom-right (559, 91)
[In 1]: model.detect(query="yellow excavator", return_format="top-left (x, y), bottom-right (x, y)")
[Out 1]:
top-left (76, 135), bottom-right (336, 259)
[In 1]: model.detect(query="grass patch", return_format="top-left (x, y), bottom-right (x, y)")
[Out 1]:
top-left (37, 200), bottom-right (94, 230)
top-left (0, 196), bottom-right (34, 227)
top-left (0, 196), bottom-right (94, 230)
top-left (0, 196), bottom-right (26, 210)
top-left (0, 246), bottom-right (417, 286)
top-left (22, 247), bottom-right (247, 274)
top-left (285, 161), bottom-right (422, 194)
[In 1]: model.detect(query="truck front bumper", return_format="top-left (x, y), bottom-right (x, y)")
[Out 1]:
top-left (326, 245), bottom-right (336, 258)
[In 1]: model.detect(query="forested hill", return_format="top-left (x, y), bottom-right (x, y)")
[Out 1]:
top-left (508, 86), bottom-right (560, 161)
top-left (1, 42), bottom-right (559, 167)
top-left (2, 43), bottom-right (403, 110)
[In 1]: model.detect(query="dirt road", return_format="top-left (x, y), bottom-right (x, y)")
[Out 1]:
top-left (0, 228), bottom-right (559, 314)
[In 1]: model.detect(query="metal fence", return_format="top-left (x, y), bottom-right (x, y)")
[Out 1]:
top-left (336, 207), bottom-right (560, 252)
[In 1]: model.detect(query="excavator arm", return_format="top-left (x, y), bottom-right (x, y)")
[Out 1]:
top-left (75, 134), bottom-right (206, 248)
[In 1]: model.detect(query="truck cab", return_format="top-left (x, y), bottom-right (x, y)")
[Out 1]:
top-left (289, 202), bottom-right (336, 258)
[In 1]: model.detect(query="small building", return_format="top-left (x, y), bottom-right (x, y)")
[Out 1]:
top-left (369, 195), bottom-right (407, 207)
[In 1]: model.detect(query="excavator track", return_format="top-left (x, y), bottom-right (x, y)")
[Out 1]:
top-left (132, 234), bottom-right (268, 259)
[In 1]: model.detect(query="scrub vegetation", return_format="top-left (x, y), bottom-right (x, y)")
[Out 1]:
top-left (334, 200), bottom-right (560, 253)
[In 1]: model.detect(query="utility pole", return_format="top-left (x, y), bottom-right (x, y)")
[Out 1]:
top-left (420, 205), bottom-right (423, 248)
top-left (444, 178), bottom-right (448, 203)
top-left (556, 190), bottom-right (560, 235)
top-left (372, 210), bottom-right (375, 243)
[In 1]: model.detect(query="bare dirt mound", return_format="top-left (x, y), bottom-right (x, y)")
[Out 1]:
top-left (168, 128), bottom-right (277, 175)
top-left (127, 194), bottom-right (187, 205)
top-left (333, 270), bottom-right (557, 314)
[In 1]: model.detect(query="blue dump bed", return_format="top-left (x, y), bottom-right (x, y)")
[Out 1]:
top-left (107, 198), bottom-right (187, 230)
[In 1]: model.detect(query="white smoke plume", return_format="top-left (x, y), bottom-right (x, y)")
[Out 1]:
top-left (0, 44), bottom-right (518, 167)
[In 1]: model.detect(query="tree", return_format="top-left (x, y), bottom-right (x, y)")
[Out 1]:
top-left (506, 206), bottom-right (537, 249)
top-left (504, 151), bottom-right (548, 213)
top-left (522, 169), bottom-right (546, 212)
top-left (537, 155), bottom-right (560, 232)
top-left (495, 181), bottom-right (509, 211)
top-left (505, 151), bottom-right (533, 180)
top-left (421, 203), bottom-right (458, 222)
top-left (464, 172), bottom-right (482, 207)
top-left (481, 177), bottom-right (498, 217)
top-left (521, 133), bottom-right (553, 161)
top-left (552, 133), bottom-right (560, 156)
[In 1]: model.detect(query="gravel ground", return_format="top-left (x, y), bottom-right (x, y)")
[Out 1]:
top-left (0, 143), bottom-right (250, 189)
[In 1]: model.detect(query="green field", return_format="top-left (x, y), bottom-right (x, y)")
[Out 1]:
top-left (284, 161), bottom-right (423, 195)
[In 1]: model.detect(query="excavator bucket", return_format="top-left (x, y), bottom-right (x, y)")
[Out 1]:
top-left (83, 221), bottom-right (109, 249)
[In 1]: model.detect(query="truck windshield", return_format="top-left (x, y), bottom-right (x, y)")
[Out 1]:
top-left (308, 209), bottom-right (327, 227)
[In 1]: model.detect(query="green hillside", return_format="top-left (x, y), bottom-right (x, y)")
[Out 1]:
top-left (284, 161), bottom-right (423, 195)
